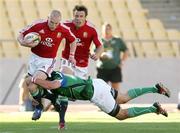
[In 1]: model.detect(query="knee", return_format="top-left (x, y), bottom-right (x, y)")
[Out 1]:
top-left (115, 109), bottom-right (129, 120)
top-left (27, 83), bottom-right (37, 93)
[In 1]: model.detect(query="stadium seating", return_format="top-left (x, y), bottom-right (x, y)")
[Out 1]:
top-left (5, 0), bottom-right (25, 38)
top-left (80, 0), bottom-right (102, 29)
top-left (0, 1), bottom-right (13, 40)
top-left (167, 29), bottom-right (180, 57)
top-left (1, 41), bottom-right (20, 58)
top-left (149, 19), bottom-right (175, 57)
top-left (20, 0), bottom-right (38, 24)
top-left (0, 0), bottom-right (179, 58)
top-left (50, 0), bottom-right (70, 20)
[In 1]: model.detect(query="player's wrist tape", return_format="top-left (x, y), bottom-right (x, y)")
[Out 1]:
top-left (31, 77), bottom-right (37, 83)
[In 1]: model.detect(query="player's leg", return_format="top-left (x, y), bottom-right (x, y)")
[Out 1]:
top-left (114, 102), bottom-right (168, 120)
top-left (27, 71), bottom-right (47, 120)
top-left (56, 96), bottom-right (68, 130)
top-left (115, 83), bottom-right (170, 104)
top-left (19, 75), bottom-right (34, 111)
top-left (28, 56), bottom-right (56, 120)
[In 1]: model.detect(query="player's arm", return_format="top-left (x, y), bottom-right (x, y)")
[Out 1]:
top-left (32, 78), bottom-right (61, 90)
top-left (17, 32), bottom-right (38, 48)
top-left (92, 45), bottom-right (104, 60)
top-left (69, 39), bottom-right (77, 63)
top-left (90, 29), bottom-right (104, 60)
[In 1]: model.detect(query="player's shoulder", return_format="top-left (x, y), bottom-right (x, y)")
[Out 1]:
top-left (62, 19), bottom-right (73, 25)
top-left (20, 19), bottom-right (46, 33)
top-left (86, 21), bottom-right (96, 29)
top-left (113, 35), bottom-right (123, 40)
top-left (59, 22), bottom-right (71, 30)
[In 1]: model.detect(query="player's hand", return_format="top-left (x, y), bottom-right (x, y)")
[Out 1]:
top-left (21, 39), bottom-right (36, 48)
top-left (90, 53), bottom-right (98, 61)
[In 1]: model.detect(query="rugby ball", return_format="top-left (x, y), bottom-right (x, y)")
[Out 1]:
top-left (24, 32), bottom-right (41, 47)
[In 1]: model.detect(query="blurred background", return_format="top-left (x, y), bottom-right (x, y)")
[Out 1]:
top-left (0, 0), bottom-right (180, 106)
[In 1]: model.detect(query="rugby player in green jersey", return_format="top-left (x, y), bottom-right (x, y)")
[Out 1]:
top-left (27, 70), bottom-right (170, 121)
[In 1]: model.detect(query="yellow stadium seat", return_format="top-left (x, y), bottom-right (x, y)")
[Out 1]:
top-left (136, 29), bottom-right (159, 57)
top-left (50, 0), bottom-right (70, 20)
top-left (0, 2), bottom-right (13, 39)
top-left (126, 0), bottom-right (143, 11)
top-left (148, 19), bottom-right (165, 31)
top-left (2, 41), bottom-right (20, 58)
top-left (122, 29), bottom-right (144, 57)
top-left (125, 41), bottom-right (135, 58)
top-left (0, 42), bottom-right (5, 58)
top-left (148, 19), bottom-right (174, 57)
top-left (5, 0), bottom-right (25, 38)
top-left (131, 11), bottom-right (149, 30)
top-left (35, 0), bottom-right (51, 18)
top-left (80, 0), bottom-right (102, 29)
top-left (167, 29), bottom-right (180, 57)
top-left (66, 0), bottom-right (81, 17)
top-left (18, 45), bottom-right (31, 58)
top-left (111, 0), bottom-right (127, 10)
top-left (20, 0), bottom-right (38, 24)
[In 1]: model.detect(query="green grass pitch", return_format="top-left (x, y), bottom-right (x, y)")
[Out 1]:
top-left (0, 111), bottom-right (180, 133)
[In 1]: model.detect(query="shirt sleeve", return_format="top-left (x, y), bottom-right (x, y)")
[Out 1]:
top-left (92, 28), bottom-right (103, 48)
top-left (63, 26), bottom-right (76, 44)
top-left (119, 38), bottom-right (128, 51)
top-left (19, 22), bottom-right (37, 36)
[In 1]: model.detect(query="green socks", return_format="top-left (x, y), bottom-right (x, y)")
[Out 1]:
top-left (128, 106), bottom-right (157, 117)
top-left (128, 86), bottom-right (157, 99)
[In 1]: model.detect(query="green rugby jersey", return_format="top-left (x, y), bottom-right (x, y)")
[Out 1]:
top-left (97, 37), bottom-right (127, 69)
top-left (47, 71), bottom-right (94, 100)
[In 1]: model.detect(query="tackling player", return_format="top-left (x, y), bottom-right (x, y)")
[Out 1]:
top-left (28, 70), bottom-right (170, 123)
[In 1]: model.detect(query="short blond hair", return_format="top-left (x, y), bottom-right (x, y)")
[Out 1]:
top-left (49, 10), bottom-right (61, 18)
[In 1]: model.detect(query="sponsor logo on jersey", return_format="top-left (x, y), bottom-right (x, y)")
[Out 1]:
top-left (76, 38), bottom-right (84, 46)
top-left (41, 37), bottom-right (54, 47)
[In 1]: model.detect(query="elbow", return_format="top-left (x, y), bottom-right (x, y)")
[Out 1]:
top-left (47, 81), bottom-right (60, 90)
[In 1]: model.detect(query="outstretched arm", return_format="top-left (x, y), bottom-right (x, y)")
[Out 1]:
top-left (17, 33), bottom-right (38, 48)
top-left (32, 78), bottom-right (61, 90)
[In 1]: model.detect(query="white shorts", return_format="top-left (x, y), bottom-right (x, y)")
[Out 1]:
top-left (91, 79), bottom-right (116, 114)
top-left (60, 58), bottom-right (88, 79)
top-left (28, 53), bottom-right (56, 76)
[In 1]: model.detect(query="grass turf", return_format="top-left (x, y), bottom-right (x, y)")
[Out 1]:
top-left (0, 111), bottom-right (180, 133)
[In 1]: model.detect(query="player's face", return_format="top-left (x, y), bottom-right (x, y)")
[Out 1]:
top-left (48, 15), bottom-right (60, 31)
top-left (103, 25), bottom-right (112, 36)
top-left (73, 11), bottom-right (86, 28)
